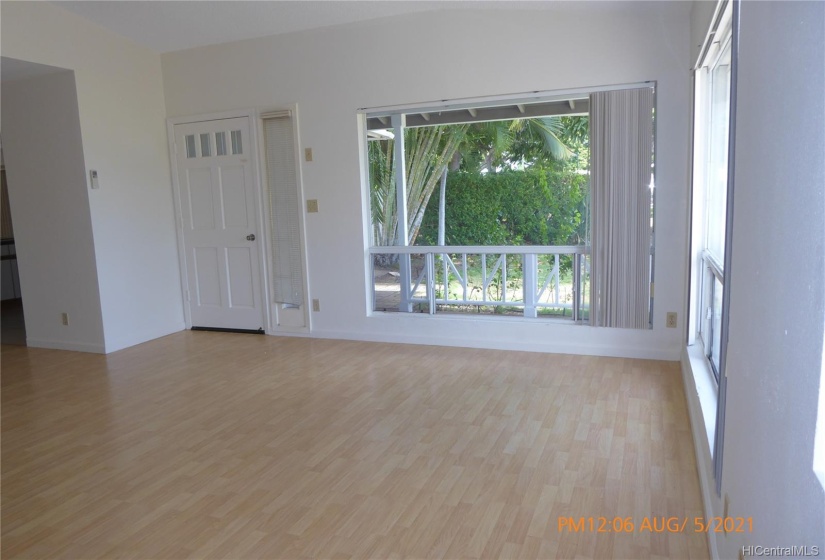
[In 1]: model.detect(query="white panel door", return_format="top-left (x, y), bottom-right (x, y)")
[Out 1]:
top-left (174, 117), bottom-right (264, 331)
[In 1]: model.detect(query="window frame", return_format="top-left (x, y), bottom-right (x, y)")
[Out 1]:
top-left (692, 9), bottom-right (733, 383)
top-left (687, 0), bottom-right (738, 497)
top-left (698, 34), bottom-right (733, 382)
top-left (359, 83), bottom-right (656, 323)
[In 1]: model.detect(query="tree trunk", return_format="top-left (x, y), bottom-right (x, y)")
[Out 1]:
top-left (406, 125), bottom-right (468, 245)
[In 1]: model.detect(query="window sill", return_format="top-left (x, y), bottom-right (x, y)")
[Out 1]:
top-left (684, 343), bottom-right (718, 457)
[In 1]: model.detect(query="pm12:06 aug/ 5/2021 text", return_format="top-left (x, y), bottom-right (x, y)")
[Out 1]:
top-left (557, 516), bottom-right (753, 534)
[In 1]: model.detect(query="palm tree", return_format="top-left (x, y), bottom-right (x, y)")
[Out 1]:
top-left (369, 135), bottom-right (396, 249)
top-left (460, 117), bottom-right (573, 173)
top-left (369, 124), bottom-right (468, 248)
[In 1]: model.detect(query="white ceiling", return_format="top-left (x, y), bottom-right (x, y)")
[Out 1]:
top-left (55, 1), bottom-right (691, 54)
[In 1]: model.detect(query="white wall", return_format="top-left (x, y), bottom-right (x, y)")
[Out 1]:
top-left (689, 0), bottom-right (718, 67)
top-left (2, 70), bottom-right (106, 352)
top-left (162, 7), bottom-right (692, 360)
top-left (721, 0), bottom-right (825, 555)
top-left (1, 2), bottom-right (184, 353)
top-left (685, 1), bottom-right (825, 557)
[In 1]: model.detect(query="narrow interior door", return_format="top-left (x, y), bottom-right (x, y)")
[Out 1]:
top-left (174, 117), bottom-right (264, 331)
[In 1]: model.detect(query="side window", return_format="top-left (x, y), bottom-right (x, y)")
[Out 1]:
top-left (699, 38), bottom-right (732, 380)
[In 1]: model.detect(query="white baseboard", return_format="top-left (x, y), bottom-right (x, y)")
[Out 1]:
top-left (681, 347), bottom-right (719, 560)
top-left (26, 338), bottom-right (106, 354)
top-left (266, 325), bottom-right (310, 336)
top-left (310, 328), bottom-right (680, 361)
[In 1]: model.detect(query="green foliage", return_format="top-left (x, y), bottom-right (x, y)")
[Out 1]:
top-left (506, 116), bottom-right (589, 172)
top-left (500, 167), bottom-right (586, 245)
top-left (368, 115), bottom-right (590, 249)
top-left (420, 172), bottom-right (508, 246)
top-left (417, 168), bottom-right (587, 247)
top-left (458, 117), bottom-right (577, 173)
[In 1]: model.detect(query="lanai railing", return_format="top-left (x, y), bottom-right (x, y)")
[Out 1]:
top-left (370, 245), bottom-right (590, 321)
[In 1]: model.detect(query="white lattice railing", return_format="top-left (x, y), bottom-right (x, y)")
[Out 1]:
top-left (370, 245), bottom-right (590, 320)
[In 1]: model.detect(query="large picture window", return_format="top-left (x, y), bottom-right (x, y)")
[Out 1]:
top-left (366, 98), bottom-right (592, 320)
top-left (363, 85), bottom-right (655, 329)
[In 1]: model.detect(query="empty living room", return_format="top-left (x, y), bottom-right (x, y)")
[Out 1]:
top-left (1, 1), bottom-right (823, 559)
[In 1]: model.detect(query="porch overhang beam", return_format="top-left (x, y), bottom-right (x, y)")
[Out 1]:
top-left (367, 99), bottom-right (589, 130)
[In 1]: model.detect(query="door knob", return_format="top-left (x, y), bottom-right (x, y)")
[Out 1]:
top-left (246, 234), bottom-right (256, 241)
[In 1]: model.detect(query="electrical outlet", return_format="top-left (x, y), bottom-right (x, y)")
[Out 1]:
top-left (304, 147), bottom-right (313, 162)
top-left (312, 299), bottom-right (320, 312)
top-left (306, 199), bottom-right (319, 213)
top-left (666, 311), bottom-right (677, 328)
top-left (61, 312), bottom-right (69, 326)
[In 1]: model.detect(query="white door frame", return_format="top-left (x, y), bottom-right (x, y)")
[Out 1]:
top-left (167, 109), bottom-right (271, 331)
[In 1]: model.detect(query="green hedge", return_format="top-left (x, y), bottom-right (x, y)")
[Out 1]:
top-left (417, 168), bottom-right (587, 247)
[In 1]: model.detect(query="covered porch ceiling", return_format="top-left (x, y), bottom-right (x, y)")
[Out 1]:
top-left (366, 98), bottom-right (589, 131)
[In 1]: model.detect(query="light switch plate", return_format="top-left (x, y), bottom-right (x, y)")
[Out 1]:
top-left (306, 199), bottom-right (319, 213)
top-left (89, 170), bottom-right (100, 189)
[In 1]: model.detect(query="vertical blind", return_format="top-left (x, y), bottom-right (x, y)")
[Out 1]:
top-left (263, 114), bottom-right (304, 307)
top-left (590, 87), bottom-right (654, 329)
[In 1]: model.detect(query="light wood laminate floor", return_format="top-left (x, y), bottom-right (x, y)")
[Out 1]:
top-left (1, 332), bottom-right (708, 559)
